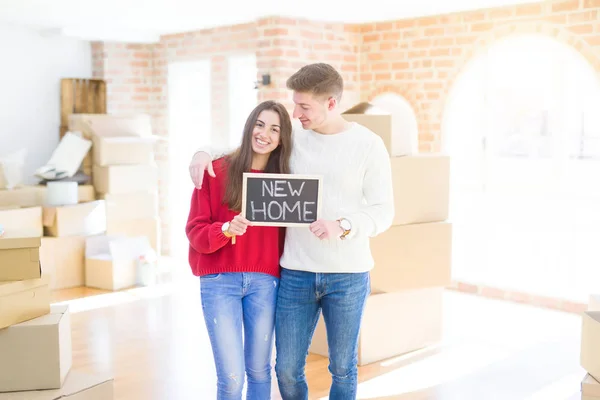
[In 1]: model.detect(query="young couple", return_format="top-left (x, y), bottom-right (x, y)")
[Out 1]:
top-left (186, 63), bottom-right (394, 400)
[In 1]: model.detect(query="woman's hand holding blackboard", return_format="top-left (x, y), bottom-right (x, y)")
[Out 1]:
top-left (228, 214), bottom-right (253, 236)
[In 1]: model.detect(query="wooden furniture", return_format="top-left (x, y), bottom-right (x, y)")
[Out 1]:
top-left (60, 78), bottom-right (106, 138)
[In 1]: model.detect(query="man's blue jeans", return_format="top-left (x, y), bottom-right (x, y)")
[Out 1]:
top-left (274, 267), bottom-right (370, 400)
top-left (200, 272), bottom-right (279, 400)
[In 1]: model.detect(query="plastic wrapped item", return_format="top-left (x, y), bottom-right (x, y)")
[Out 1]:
top-left (0, 149), bottom-right (27, 189)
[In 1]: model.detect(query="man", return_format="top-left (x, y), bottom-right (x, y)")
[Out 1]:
top-left (189, 63), bottom-right (394, 400)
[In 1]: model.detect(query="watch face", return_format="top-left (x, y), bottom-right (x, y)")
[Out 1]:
top-left (340, 219), bottom-right (351, 231)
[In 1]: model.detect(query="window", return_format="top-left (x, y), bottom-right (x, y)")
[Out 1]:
top-left (228, 54), bottom-right (258, 147)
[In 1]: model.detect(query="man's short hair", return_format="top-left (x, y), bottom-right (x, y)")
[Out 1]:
top-left (286, 63), bottom-right (344, 101)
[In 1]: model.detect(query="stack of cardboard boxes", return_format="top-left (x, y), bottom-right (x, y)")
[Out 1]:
top-left (309, 103), bottom-right (452, 366)
top-left (69, 114), bottom-right (161, 290)
top-left (0, 237), bottom-right (113, 398)
top-left (579, 299), bottom-right (600, 398)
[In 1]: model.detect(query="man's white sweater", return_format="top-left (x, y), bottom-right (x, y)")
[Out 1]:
top-left (280, 122), bottom-right (394, 273)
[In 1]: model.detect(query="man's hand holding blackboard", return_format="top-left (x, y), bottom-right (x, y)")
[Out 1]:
top-left (227, 214), bottom-right (253, 236)
top-left (309, 219), bottom-right (343, 240)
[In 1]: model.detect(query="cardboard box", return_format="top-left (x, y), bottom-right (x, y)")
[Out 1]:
top-left (0, 206), bottom-right (43, 237)
top-left (390, 155), bottom-right (450, 225)
top-left (99, 191), bottom-right (159, 221)
top-left (40, 236), bottom-right (87, 290)
top-left (106, 217), bottom-right (161, 255)
top-left (0, 369), bottom-right (113, 399)
top-left (0, 186), bottom-right (41, 208)
top-left (369, 222), bottom-right (452, 293)
top-left (85, 236), bottom-right (145, 291)
top-left (582, 312), bottom-right (600, 382)
top-left (69, 113), bottom-right (153, 139)
top-left (0, 276), bottom-right (50, 329)
top-left (42, 201), bottom-right (106, 237)
top-left (37, 184), bottom-right (96, 204)
top-left (0, 237), bottom-right (41, 281)
top-left (309, 288), bottom-right (442, 366)
top-left (92, 136), bottom-right (155, 166)
top-left (582, 374), bottom-right (600, 398)
top-left (0, 305), bottom-right (71, 392)
top-left (93, 164), bottom-right (158, 195)
top-left (342, 104), bottom-right (392, 155)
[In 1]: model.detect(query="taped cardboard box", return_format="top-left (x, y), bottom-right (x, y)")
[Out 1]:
top-left (582, 374), bottom-right (600, 398)
top-left (93, 164), bottom-right (158, 195)
top-left (309, 288), bottom-right (443, 366)
top-left (369, 222), bottom-right (452, 293)
top-left (0, 206), bottom-right (43, 238)
top-left (0, 305), bottom-right (71, 392)
top-left (40, 236), bottom-right (87, 290)
top-left (0, 370), bottom-right (113, 400)
top-left (99, 191), bottom-right (159, 222)
top-left (42, 201), bottom-right (106, 237)
top-left (390, 155), bottom-right (450, 225)
top-left (0, 237), bottom-right (41, 281)
top-left (582, 312), bottom-right (600, 382)
top-left (92, 135), bottom-right (155, 166)
top-left (0, 276), bottom-right (50, 329)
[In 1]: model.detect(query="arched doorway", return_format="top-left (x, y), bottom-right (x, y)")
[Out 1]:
top-left (443, 34), bottom-right (600, 303)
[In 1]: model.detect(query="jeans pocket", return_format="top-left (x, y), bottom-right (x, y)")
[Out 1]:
top-left (200, 273), bottom-right (221, 281)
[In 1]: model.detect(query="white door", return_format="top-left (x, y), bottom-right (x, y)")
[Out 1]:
top-left (167, 60), bottom-right (211, 261)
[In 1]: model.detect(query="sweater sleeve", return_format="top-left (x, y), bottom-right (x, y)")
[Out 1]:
top-left (185, 171), bottom-right (230, 254)
top-left (343, 136), bottom-right (395, 239)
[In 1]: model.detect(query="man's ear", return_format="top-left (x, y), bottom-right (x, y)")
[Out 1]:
top-left (327, 96), bottom-right (337, 111)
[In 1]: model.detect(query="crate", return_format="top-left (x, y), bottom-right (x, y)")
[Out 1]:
top-left (60, 78), bottom-right (106, 138)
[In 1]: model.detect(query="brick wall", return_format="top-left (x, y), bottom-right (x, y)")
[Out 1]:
top-left (93, 1), bottom-right (600, 270)
top-left (360, 1), bottom-right (600, 152)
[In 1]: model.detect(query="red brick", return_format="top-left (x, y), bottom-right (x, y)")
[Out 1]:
top-left (434, 38), bottom-right (454, 46)
top-left (471, 22), bottom-right (494, 32)
top-left (425, 27), bottom-right (445, 36)
top-left (264, 28), bottom-right (288, 36)
top-left (364, 33), bottom-right (381, 42)
top-left (392, 61), bottom-right (410, 69)
top-left (371, 62), bottom-right (390, 71)
top-left (584, 0), bottom-right (600, 7)
top-left (383, 31), bottom-right (401, 41)
top-left (375, 72), bottom-right (392, 80)
top-left (395, 19), bottom-right (415, 29)
top-left (568, 10), bottom-right (598, 23)
top-left (515, 4), bottom-right (543, 16)
top-left (376, 22), bottom-right (394, 31)
top-left (489, 8), bottom-right (514, 19)
top-left (380, 42), bottom-right (399, 51)
top-left (412, 38), bottom-right (432, 48)
top-left (457, 36), bottom-right (478, 45)
top-left (552, 0), bottom-right (580, 12)
top-left (545, 14), bottom-right (568, 24)
top-left (463, 11), bottom-right (486, 22)
top-left (418, 17), bottom-right (438, 26)
top-left (314, 43), bottom-right (333, 51)
top-left (424, 82), bottom-right (444, 90)
top-left (368, 53), bottom-right (384, 61)
top-left (569, 24), bottom-right (594, 34)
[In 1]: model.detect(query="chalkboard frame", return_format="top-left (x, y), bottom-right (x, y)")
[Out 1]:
top-left (241, 172), bottom-right (323, 227)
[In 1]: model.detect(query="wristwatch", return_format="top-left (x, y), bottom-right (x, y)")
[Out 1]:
top-left (337, 218), bottom-right (352, 240)
top-left (222, 222), bottom-right (234, 238)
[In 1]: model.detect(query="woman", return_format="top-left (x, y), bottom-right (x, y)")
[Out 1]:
top-left (186, 100), bottom-right (292, 400)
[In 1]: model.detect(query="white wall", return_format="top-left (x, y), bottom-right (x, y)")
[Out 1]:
top-left (0, 23), bottom-right (92, 184)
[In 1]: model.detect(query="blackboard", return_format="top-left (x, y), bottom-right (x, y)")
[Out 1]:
top-left (241, 173), bottom-right (322, 227)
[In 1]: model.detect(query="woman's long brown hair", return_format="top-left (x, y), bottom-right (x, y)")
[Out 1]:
top-left (222, 100), bottom-right (293, 211)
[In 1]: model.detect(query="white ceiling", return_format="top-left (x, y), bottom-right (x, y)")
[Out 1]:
top-left (0, 0), bottom-right (543, 43)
